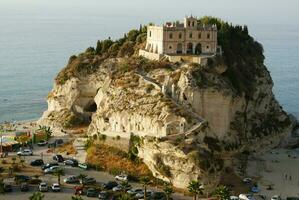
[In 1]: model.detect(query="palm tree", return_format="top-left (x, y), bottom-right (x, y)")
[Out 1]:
top-left (140, 176), bottom-right (151, 200)
top-left (71, 196), bottom-right (83, 200)
top-left (11, 157), bottom-right (16, 165)
top-left (20, 159), bottom-right (25, 167)
top-left (188, 180), bottom-right (204, 200)
top-left (212, 185), bottom-right (231, 200)
top-left (163, 183), bottom-right (174, 200)
top-left (77, 173), bottom-right (87, 188)
top-left (119, 181), bottom-right (130, 194)
top-left (29, 192), bottom-right (44, 200)
top-left (118, 193), bottom-right (133, 200)
top-left (53, 168), bottom-right (64, 185)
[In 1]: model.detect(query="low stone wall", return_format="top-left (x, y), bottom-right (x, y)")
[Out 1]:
top-left (165, 54), bottom-right (208, 65)
top-left (139, 50), bottom-right (163, 60)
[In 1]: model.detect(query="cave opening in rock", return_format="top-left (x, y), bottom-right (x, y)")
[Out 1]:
top-left (84, 100), bottom-right (97, 112)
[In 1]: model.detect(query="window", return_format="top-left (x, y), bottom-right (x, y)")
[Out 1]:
top-left (189, 33), bottom-right (192, 38)
top-left (192, 21), bottom-right (195, 27)
top-left (179, 33), bottom-right (182, 39)
top-left (149, 31), bottom-right (151, 37)
top-left (169, 45), bottom-right (172, 49)
top-left (207, 33), bottom-right (210, 39)
top-left (206, 45), bottom-right (209, 49)
top-left (169, 33), bottom-right (173, 39)
top-left (188, 21), bottom-right (191, 27)
top-left (198, 33), bottom-right (201, 39)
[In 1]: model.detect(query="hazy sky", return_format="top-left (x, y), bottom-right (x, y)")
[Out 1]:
top-left (1, 0), bottom-right (299, 27)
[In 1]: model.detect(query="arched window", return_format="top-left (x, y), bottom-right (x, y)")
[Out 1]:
top-left (149, 31), bottom-right (151, 37)
top-left (169, 45), bottom-right (172, 49)
top-left (169, 33), bottom-right (173, 39)
top-left (192, 21), bottom-right (195, 27)
top-left (179, 33), bottom-right (182, 39)
top-left (189, 33), bottom-right (193, 38)
top-left (188, 21), bottom-right (191, 27)
top-left (207, 33), bottom-right (210, 39)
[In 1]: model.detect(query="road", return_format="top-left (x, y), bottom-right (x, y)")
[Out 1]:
top-left (1, 137), bottom-right (192, 200)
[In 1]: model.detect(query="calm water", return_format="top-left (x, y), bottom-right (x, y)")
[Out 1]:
top-left (0, 2), bottom-right (298, 123)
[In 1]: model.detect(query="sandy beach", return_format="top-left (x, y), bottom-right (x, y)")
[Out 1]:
top-left (247, 148), bottom-right (299, 198)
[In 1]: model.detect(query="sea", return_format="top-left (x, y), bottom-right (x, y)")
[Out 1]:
top-left (0, 1), bottom-right (298, 123)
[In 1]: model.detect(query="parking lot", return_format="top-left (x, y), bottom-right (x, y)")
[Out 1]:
top-left (1, 137), bottom-right (192, 200)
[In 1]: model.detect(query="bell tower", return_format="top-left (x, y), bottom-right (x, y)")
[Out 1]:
top-left (184, 15), bottom-right (197, 28)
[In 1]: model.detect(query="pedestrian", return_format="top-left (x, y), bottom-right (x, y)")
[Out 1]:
top-left (289, 175), bottom-right (292, 181)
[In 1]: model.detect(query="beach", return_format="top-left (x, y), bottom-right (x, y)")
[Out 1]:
top-left (247, 148), bottom-right (299, 198)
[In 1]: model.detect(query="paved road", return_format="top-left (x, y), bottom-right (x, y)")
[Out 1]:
top-left (2, 137), bottom-right (192, 200)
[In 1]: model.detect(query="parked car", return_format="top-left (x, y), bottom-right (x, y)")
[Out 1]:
top-left (239, 194), bottom-right (254, 200)
top-left (4, 184), bottom-right (12, 192)
top-left (242, 178), bottom-right (252, 184)
top-left (115, 174), bottom-right (128, 182)
top-left (151, 192), bottom-right (167, 200)
top-left (17, 149), bottom-right (33, 156)
top-left (230, 196), bottom-right (239, 200)
top-left (64, 175), bottom-right (79, 184)
top-left (20, 182), bottom-right (29, 192)
top-left (37, 140), bottom-right (48, 146)
top-left (98, 191), bottom-right (109, 200)
top-left (14, 175), bottom-right (31, 183)
top-left (51, 183), bottom-right (61, 192)
top-left (80, 177), bottom-right (96, 185)
top-left (55, 139), bottom-right (64, 145)
top-left (127, 188), bottom-right (143, 195)
top-left (86, 188), bottom-right (98, 197)
top-left (64, 159), bottom-right (78, 167)
top-left (271, 195), bottom-right (281, 200)
top-left (39, 182), bottom-right (48, 192)
top-left (48, 142), bottom-right (56, 148)
top-left (44, 166), bottom-right (61, 174)
top-left (30, 159), bottom-right (44, 166)
top-left (103, 181), bottom-right (118, 190)
top-left (53, 154), bottom-right (64, 162)
top-left (135, 191), bottom-right (152, 199)
top-left (41, 162), bottom-right (59, 170)
top-left (74, 185), bottom-right (84, 195)
top-left (112, 184), bottom-right (131, 192)
top-left (78, 163), bottom-right (88, 170)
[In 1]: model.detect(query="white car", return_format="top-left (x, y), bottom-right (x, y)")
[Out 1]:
top-left (242, 177), bottom-right (252, 184)
top-left (115, 174), bottom-right (128, 181)
top-left (239, 194), bottom-right (254, 200)
top-left (271, 195), bottom-right (281, 200)
top-left (44, 166), bottom-right (60, 174)
top-left (39, 182), bottom-right (48, 192)
top-left (230, 196), bottom-right (239, 200)
top-left (51, 183), bottom-right (60, 192)
top-left (17, 149), bottom-right (33, 156)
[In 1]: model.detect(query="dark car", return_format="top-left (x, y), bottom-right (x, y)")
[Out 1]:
top-left (64, 159), bottom-right (78, 167)
top-left (30, 159), bottom-right (44, 166)
top-left (151, 192), bottom-right (167, 200)
top-left (86, 188), bottom-right (98, 197)
top-left (37, 140), bottom-right (48, 146)
top-left (41, 162), bottom-right (59, 170)
top-left (4, 184), bottom-right (12, 192)
top-left (103, 181), bottom-right (118, 190)
top-left (48, 142), bottom-right (56, 148)
top-left (53, 154), bottom-right (64, 162)
top-left (14, 175), bottom-right (31, 183)
top-left (55, 139), bottom-right (64, 146)
top-left (80, 177), bottom-right (96, 185)
top-left (20, 182), bottom-right (29, 192)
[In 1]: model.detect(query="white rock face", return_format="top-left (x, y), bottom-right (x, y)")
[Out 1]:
top-left (39, 57), bottom-right (293, 189)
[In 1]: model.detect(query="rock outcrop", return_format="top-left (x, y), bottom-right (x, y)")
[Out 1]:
top-left (38, 19), bottom-right (294, 190)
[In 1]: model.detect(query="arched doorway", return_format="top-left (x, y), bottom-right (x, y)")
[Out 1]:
top-left (176, 43), bottom-right (183, 54)
top-left (195, 43), bottom-right (202, 55)
top-left (187, 43), bottom-right (193, 54)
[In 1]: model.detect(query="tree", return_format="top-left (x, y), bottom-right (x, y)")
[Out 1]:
top-left (71, 196), bottom-right (84, 200)
top-left (140, 176), bottom-right (151, 200)
top-left (53, 168), bottom-right (64, 185)
top-left (118, 193), bottom-right (133, 200)
top-left (20, 159), bottom-right (25, 167)
top-left (163, 183), bottom-right (174, 200)
top-left (16, 135), bottom-right (30, 146)
top-left (212, 185), bottom-right (231, 200)
top-left (119, 181), bottom-right (130, 194)
top-left (78, 173), bottom-right (87, 188)
top-left (11, 157), bottom-right (16, 164)
top-left (188, 180), bottom-right (204, 200)
top-left (29, 192), bottom-right (44, 200)
top-left (0, 179), bottom-right (4, 194)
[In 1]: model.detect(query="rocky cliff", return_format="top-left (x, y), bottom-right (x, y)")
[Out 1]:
top-left (38, 17), bottom-right (293, 190)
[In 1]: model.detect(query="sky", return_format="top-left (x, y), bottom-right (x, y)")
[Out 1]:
top-left (1, 0), bottom-right (299, 27)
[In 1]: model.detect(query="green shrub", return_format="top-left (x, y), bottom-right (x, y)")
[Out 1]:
top-left (99, 134), bottom-right (107, 141)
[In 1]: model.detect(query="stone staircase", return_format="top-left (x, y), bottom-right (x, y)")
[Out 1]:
top-left (135, 72), bottom-right (206, 139)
